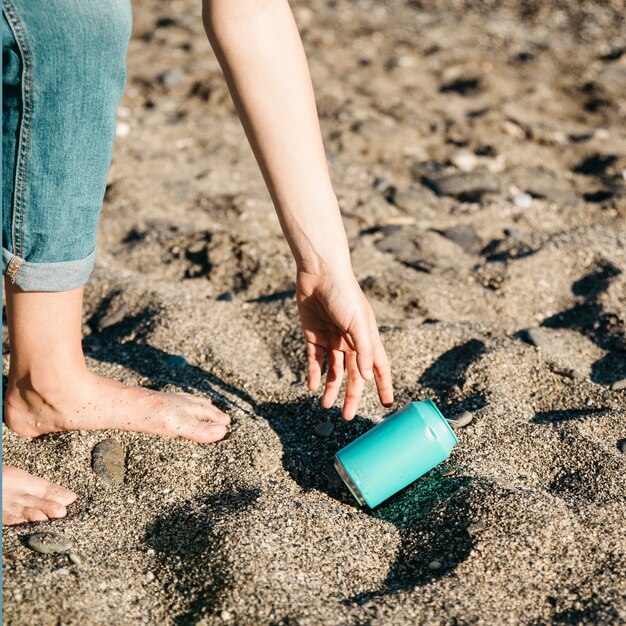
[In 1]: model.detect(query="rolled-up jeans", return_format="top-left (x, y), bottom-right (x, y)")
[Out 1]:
top-left (2, 0), bottom-right (132, 291)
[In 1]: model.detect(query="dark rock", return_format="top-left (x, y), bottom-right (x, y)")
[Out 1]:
top-left (375, 234), bottom-right (415, 257)
top-left (439, 224), bottom-right (482, 254)
top-left (522, 328), bottom-right (566, 357)
top-left (314, 422), bottom-right (335, 438)
top-left (25, 533), bottom-right (72, 555)
top-left (92, 439), bottom-right (126, 485)
top-left (509, 167), bottom-right (578, 203)
top-left (423, 171), bottom-right (499, 200)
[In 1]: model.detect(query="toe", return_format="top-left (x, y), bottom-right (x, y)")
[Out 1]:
top-left (40, 499), bottom-right (68, 519)
top-left (46, 486), bottom-right (77, 507)
top-left (194, 422), bottom-right (229, 444)
top-left (23, 507), bottom-right (49, 523)
top-left (178, 398), bottom-right (230, 426)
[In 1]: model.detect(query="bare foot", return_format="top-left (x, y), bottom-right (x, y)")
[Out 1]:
top-left (5, 371), bottom-right (231, 444)
top-left (2, 466), bottom-right (77, 526)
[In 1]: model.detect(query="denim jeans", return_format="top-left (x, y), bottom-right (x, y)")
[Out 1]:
top-left (2, 0), bottom-right (132, 291)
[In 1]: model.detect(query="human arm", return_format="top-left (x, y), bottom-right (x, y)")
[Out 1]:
top-left (202, 0), bottom-right (393, 418)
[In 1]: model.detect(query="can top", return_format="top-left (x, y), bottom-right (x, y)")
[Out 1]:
top-left (419, 398), bottom-right (459, 447)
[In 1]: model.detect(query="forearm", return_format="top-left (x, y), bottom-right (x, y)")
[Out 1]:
top-left (203, 0), bottom-right (351, 275)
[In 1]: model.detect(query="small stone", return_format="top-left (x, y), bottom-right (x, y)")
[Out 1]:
top-left (522, 328), bottom-right (566, 357)
top-left (512, 193), bottom-right (533, 209)
top-left (467, 521), bottom-right (486, 535)
top-left (610, 379), bottom-right (626, 391)
top-left (96, 301), bottom-right (128, 331)
top-left (115, 121), bottom-right (130, 138)
top-left (146, 548), bottom-right (155, 557)
top-left (424, 171), bottom-right (499, 200)
top-left (55, 568), bottom-right (70, 576)
top-left (157, 67), bottom-right (185, 88)
top-left (504, 226), bottom-right (521, 238)
top-left (69, 552), bottom-right (82, 565)
top-left (617, 439), bottom-right (626, 454)
top-left (314, 421), bottom-right (335, 438)
top-left (439, 224), bottom-right (482, 254)
top-left (450, 150), bottom-right (478, 172)
top-left (145, 571), bottom-right (155, 582)
top-left (441, 469), bottom-right (456, 477)
top-left (25, 532), bottom-right (72, 555)
top-left (92, 439), bottom-right (126, 485)
top-left (451, 411), bottom-right (473, 428)
top-left (166, 354), bottom-right (188, 368)
top-left (216, 291), bottom-right (233, 302)
top-left (428, 560), bottom-right (442, 570)
top-left (220, 609), bottom-right (233, 622)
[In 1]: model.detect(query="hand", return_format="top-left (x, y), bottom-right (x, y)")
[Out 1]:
top-left (296, 268), bottom-right (394, 420)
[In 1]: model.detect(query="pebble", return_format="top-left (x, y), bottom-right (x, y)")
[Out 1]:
top-left (511, 167), bottom-right (578, 204)
top-left (522, 328), bottom-right (566, 357)
top-left (440, 223), bottom-right (482, 254)
top-left (467, 521), bottom-right (486, 535)
top-left (451, 411), bottom-right (473, 428)
top-left (166, 354), bottom-right (189, 368)
top-left (512, 192), bottom-right (533, 209)
top-left (157, 67), bottom-right (185, 88)
top-left (450, 150), bottom-right (478, 172)
top-left (375, 234), bottom-right (415, 257)
top-left (96, 301), bottom-right (128, 331)
top-left (92, 439), bottom-right (126, 485)
top-left (25, 532), bottom-right (72, 555)
top-left (441, 469), bottom-right (456, 477)
top-left (314, 422), bottom-right (335, 438)
top-left (69, 552), bottom-right (82, 565)
top-left (617, 439), bottom-right (626, 454)
top-left (428, 560), bottom-right (442, 570)
top-left (220, 609), bottom-right (233, 622)
top-left (425, 171), bottom-right (499, 199)
top-left (115, 121), bottom-right (130, 138)
top-left (610, 379), bottom-right (626, 391)
top-left (55, 568), bottom-right (70, 576)
top-left (145, 571), bottom-right (155, 583)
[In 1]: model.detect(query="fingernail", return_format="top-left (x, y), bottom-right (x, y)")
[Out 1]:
top-left (210, 424), bottom-right (227, 436)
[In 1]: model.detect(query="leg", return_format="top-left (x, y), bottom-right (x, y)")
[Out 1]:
top-left (3, 281), bottom-right (230, 442)
top-left (1, 1), bottom-right (227, 526)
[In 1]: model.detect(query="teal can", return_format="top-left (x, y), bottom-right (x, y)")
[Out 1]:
top-left (334, 399), bottom-right (458, 508)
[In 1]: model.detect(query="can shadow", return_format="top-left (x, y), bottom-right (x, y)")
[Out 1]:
top-left (255, 398), bottom-right (475, 605)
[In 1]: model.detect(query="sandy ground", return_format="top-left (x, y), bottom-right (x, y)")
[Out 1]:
top-left (3, 0), bottom-right (626, 624)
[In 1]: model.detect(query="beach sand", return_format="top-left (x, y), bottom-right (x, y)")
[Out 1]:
top-left (2, 0), bottom-right (626, 624)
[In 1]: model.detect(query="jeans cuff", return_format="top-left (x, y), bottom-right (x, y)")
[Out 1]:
top-left (2, 247), bottom-right (96, 292)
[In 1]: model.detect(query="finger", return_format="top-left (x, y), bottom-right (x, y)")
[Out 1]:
top-left (373, 340), bottom-right (394, 407)
top-left (342, 351), bottom-right (365, 420)
top-left (348, 312), bottom-right (374, 381)
top-left (306, 342), bottom-right (325, 392)
top-left (321, 349), bottom-right (345, 408)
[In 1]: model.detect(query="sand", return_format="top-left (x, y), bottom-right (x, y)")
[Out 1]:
top-left (2, 0), bottom-right (626, 624)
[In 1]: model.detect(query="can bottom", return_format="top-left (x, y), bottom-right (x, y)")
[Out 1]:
top-left (334, 457), bottom-right (366, 506)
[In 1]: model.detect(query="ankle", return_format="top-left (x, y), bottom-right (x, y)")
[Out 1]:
top-left (7, 360), bottom-right (90, 404)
